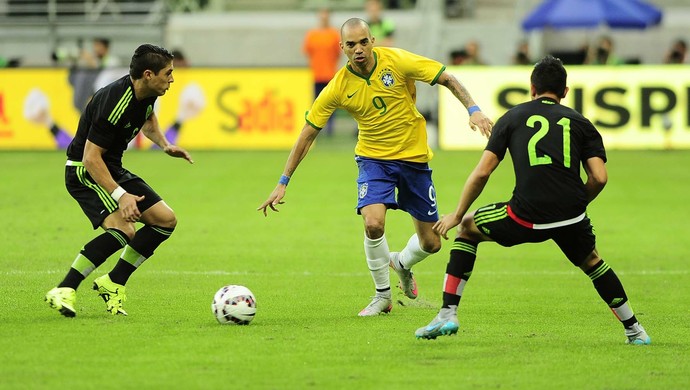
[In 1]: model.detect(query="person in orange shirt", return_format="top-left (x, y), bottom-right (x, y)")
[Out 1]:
top-left (303, 8), bottom-right (341, 136)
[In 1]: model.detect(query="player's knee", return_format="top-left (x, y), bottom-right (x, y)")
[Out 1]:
top-left (458, 215), bottom-right (482, 242)
top-left (145, 206), bottom-right (177, 229)
top-left (578, 250), bottom-right (601, 271)
top-left (460, 214), bottom-right (474, 228)
top-left (459, 229), bottom-right (483, 242)
top-left (158, 213), bottom-right (177, 229)
top-left (363, 220), bottom-right (385, 239)
top-left (421, 240), bottom-right (441, 254)
top-left (103, 213), bottom-right (136, 238)
top-left (109, 222), bottom-right (136, 239)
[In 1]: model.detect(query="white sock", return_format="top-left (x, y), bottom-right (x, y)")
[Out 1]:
top-left (612, 302), bottom-right (635, 322)
top-left (364, 234), bottom-right (390, 294)
top-left (398, 234), bottom-right (431, 270)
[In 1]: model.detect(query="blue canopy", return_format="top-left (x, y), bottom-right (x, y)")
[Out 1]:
top-left (522, 0), bottom-right (663, 31)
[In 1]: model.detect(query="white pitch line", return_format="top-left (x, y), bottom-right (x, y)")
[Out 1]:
top-left (4, 269), bottom-right (688, 277)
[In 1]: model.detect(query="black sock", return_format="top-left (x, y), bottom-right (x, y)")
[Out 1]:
top-left (586, 259), bottom-right (637, 326)
top-left (58, 229), bottom-right (129, 289)
top-left (442, 238), bottom-right (478, 308)
top-left (109, 260), bottom-right (137, 285)
top-left (109, 225), bottom-right (174, 285)
top-left (59, 268), bottom-right (86, 290)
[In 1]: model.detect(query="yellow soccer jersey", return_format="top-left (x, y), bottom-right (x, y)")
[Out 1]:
top-left (306, 47), bottom-right (445, 162)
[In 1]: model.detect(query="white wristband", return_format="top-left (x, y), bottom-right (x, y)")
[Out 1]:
top-left (111, 186), bottom-right (126, 202)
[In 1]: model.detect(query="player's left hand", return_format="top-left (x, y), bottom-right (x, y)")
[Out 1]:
top-left (433, 213), bottom-right (463, 240)
top-left (469, 111), bottom-right (493, 138)
top-left (164, 145), bottom-right (194, 164)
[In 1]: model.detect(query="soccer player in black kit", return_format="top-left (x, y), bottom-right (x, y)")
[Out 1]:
top-left (415, 55), bottom-right (650, 345)
top-left (45, 44), bottom-right (193, 317)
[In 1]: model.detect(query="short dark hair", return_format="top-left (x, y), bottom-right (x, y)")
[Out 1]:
top-left (171, 49), bottom-right (186, 61)
top-left (674, 38), bottom-right (687, 50)
top-left (94, 37), bottom-right (110, 48)
top-left (129, 44), bottom-right (174, 79)
top-left (341, 17), bottom-right (369, 38)
top-left (531, 55), bottom-right (567, 98)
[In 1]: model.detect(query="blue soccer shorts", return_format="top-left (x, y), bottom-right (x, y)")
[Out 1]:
top-left (354, 156), bottom-right (438, 222)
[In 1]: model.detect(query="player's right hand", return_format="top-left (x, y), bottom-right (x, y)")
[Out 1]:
top-left (118, 193), bottom-right (145, 223)
top-left (257, 185), bottom-right (286, 217)
top-left (433, 213), bottom-right (462, 240)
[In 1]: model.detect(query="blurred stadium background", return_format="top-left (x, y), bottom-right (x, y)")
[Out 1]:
top-left (2, 0), bottom-right (689, 67)
top-left (1, 0), bottom-right (689, 150)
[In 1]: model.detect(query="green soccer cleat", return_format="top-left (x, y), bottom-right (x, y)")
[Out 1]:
top-left (415, 315), bottom-right (459, 340)
top-left (45, 287), bottom-right (77, 317)
top-left (625, 323), bottom-right (651, 345)
top-left (93, 274), bottom-right (127, 316)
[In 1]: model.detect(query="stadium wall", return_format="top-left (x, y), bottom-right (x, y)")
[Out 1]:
top-left (2, 66), bottom-right (689, 150)
top-left (0, 68), bottom-right (312, 150)
top-left (439, 66), bottom-right (690, 150)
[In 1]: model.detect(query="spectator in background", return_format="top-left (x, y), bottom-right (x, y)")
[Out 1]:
top-left (449, 49), bottom-right (467, 65)
top-left (303, 8), bottom-right (341, 136)
top-left (0, 56), bottom-right (21, 67)
top-left (70, 38), bottom-right (124, 111)
top-left (513, 40), bottom-right (532, 65)
top-left (462, 40), bottom-right (486, 65)
top-left (366, 0), bottom-right (395, 47)
top-left (664, 39), bottom-right (687, 64)
top-left (79, 38), bottom-right (120, 69)
top-left (586, 36), bottom-right (624, 65)
top-left (172, 49), bottom-right (191, 68)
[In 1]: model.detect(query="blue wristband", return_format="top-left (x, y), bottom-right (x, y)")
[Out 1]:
top-left (468, 105), bottom-right (481, 115)
top-left (279, 175), bottom-right (290, 186)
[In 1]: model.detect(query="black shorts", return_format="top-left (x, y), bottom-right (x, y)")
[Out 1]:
top-left (65, 162), bottom-right (163, 229)
top-left (473, 202), bottom-right (596, 266)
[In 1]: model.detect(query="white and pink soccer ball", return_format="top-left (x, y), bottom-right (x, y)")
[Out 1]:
top-left (212, 285), bottom-right (256, 325)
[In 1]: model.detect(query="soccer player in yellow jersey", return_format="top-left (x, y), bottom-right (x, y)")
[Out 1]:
top-left (258, 18), bottom-right (493, 316)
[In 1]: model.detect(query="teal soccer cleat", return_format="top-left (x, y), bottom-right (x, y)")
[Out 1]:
top-left (415, 315), bottom-right (459, 339)
top-left (625, 323), bottom-right (651, 345)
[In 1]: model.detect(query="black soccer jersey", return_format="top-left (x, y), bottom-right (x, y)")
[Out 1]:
top-left (486, 97), bottom-right (607, 224)
top-left (67, 75), bottom-right (157, 171)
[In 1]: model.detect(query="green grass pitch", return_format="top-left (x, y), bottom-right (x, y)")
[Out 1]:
top-left (1, 145), bottom-right (689, 389)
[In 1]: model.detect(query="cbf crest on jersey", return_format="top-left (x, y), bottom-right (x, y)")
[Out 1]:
top-left (378, 68), bottom-right (395, 88)
top-left (359, 183), bottom-right (368, 199)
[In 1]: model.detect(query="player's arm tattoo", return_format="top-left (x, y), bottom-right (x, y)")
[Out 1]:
top-left (439, 73), bottom-right (477, 109)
